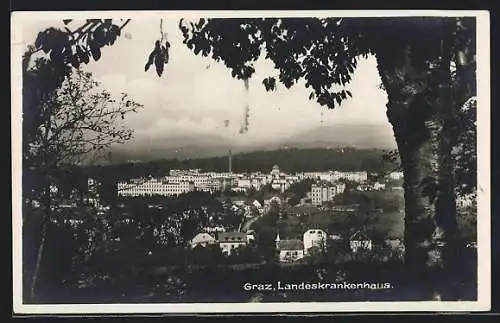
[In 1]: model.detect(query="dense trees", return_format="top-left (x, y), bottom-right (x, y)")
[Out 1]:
top-left (85, 148), bottom-right (388, 181)
top-left (22, 49), bottom-right (142, 300)
top-left (24, 17), bottom-right (478, 300)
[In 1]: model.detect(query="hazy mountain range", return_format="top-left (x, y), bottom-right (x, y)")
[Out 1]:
top-left (109, 124), bottom-right (396, 164)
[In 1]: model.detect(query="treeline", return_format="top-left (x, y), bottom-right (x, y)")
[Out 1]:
top-left (83, 148), bottom-right (394, 181)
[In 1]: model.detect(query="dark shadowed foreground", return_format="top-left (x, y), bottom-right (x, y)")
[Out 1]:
top-left (25, 252), bottom-right (477, 304)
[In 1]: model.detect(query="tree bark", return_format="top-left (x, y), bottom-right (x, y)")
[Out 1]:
top-left (376, 46), bottom-right (445, 296)
top-left (433, 32), bottom-right (462, 301)
top-left (377, 24), bottom-right (470, 298)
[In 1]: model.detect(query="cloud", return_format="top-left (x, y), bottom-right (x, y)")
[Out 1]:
top-left (22, 18), bottom-right (392, 147)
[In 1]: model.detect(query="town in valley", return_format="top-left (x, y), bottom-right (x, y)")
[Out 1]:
top-left (47, 153), bottom-right (475, 273)
top-left (18, 15), bottom-right (479, 305)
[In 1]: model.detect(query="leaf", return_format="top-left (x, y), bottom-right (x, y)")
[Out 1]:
top-left (335, 94), bottom-right (342, 106)
top-left (63, 19), bottom-right (73, 25)
top-left (262, 77), bottom-right (276, 91)
top-left (34, 32), bottom-right (44, 48)
top-left (144, 50), bottom-right (155, 72)
top-left (154, 53), bottom-right (165, 77)
top-left (89, 43), bottom-right (101, 61)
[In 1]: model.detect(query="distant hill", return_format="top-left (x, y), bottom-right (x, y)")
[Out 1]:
top-left (108, 124), bottom-right (396, 163)
top-left (277, 124), bottom-right (396, 150)
top-left (109, 134), bottom-right (247, 163)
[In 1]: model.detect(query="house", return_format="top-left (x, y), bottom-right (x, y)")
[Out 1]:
top-left (245, 229), bottom-right (256, 242)
top-left (349, 231), bottom-right (373, 252)
top-left (385, 238), bottom-right (404, 253)
top-left (190, 233), bottom-right (216, 248)
top-left (303, 229), bottom-right (328, 254)
top-left (373, 182), bottom-right (386, 191)
top-left (389, 171), bottom-right (404, 181)
top-left (277, 239), bottom-right (305, 263)
top-left (218, 231), bottom-right (248, 255)
top-left (232, 200), bottom-right (246, 207)
top-left (271, 179), bottom-right (290, 193)
top-left (247, 232), bottom-right (256, 243)
top-left (252, 200), bottom-right (262, 208)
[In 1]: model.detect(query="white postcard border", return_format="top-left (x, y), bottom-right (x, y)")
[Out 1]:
top-left (11, 10), bottom-right (491, 314)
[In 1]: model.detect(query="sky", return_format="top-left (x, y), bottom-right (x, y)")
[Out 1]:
top-left (21, 17), bottom-right (393, 147)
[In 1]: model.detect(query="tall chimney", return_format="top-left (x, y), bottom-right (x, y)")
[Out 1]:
top-left (228, 148), bottom-right (232, 174)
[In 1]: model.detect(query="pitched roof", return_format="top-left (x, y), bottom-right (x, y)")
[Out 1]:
top-left (350, 230), bottom-right (371, 241)
top-left (218, 231), bottom-right (247, 242)
top-left (191, 233), bottom-right (216, 243)
top-left (304, 228), bottom-right (327, 235)
top-left (278, 239), bottom-right (304, 251)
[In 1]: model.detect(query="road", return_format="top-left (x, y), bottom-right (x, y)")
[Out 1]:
top-left (240, 215), bottom-right (260, 232)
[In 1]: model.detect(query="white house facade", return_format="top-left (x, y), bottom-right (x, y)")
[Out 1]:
top-left (349, 231), bottom-right (373, 252)
top-left (303, 229), bottom-right (328, 254)
top-left (218, 232), bottom-right (248, 255)
top-left (277, 239), bottom-right (305, 263)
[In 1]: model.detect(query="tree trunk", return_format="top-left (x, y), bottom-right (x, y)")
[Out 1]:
top-left (433, 34), bottom-right (461, 300)
top-left (29, 180), bottom-right (52, 301)
top-left (29, 218), bottom-right (47, 301)
top-left (377, 27), bottom-right (467, 298)
top-left (391, 104), bottom-right (443, 272)
top-left (377, 46), bottom-right (445, 297)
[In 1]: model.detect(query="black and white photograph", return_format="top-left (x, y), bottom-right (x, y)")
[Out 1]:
top-left (11, 10), bottom-right (490, 314)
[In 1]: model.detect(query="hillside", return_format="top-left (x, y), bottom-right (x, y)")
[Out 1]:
top-left (85, 147), bottom-right (394, 181)
top-left (274, 124), bottom-right (396, 150)
top-left (108, 124), bottom-right (397, 164)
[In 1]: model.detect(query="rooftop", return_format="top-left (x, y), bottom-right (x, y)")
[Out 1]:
top-left (350, 230), bottom-right (371, 241)
top-left (278, 239), bottom-right (304, 251)
top-left (218, 231), bottom-right (247, 242)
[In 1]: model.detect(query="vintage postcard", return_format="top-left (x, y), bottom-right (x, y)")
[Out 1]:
top-left (11, 10), bottom-right (491, 314)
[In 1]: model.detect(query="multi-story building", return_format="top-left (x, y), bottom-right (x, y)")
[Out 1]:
top-left (166, 175), bottom-right (211, 191)
top-left (310, 183), bottom-right (346, 206)
top-left (250, 178), bottom-right (263, 191)
top-left (117, 178), bottom-right (194, 197)
top-left (237, 178), bottom-right (252, 190)
top-left (331, 171), bottom-right (368, 183)
top-left (271, 178), bottom-right (290, 193)
top-left (303, 172), bottom-right (331, 181)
